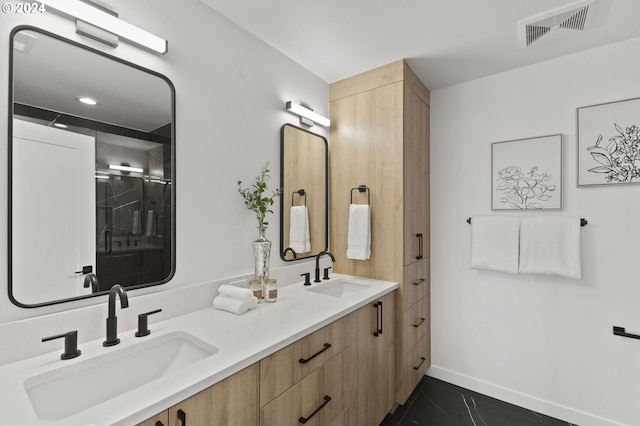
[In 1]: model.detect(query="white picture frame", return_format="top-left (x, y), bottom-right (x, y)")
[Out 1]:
top-left (577, 97), bottom-right (640, 186)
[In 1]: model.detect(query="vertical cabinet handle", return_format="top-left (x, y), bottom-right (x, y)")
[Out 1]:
top-left (298, 395), bottom-right (331, 424)
top-left (177, 409), bottom-right (186, 426)
top-left (373, 301), bottom-right (383, 337)
top-left (415, 233), bottom-right (423, 259)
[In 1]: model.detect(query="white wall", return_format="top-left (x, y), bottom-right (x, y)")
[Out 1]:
top-left (430, 37), bottom-right (640, 426)
top-left (0, 0), bottom-right (328, 323)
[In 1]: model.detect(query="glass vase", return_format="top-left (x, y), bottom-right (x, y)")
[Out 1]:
top-left (253, 226), bottom-right (272, 283)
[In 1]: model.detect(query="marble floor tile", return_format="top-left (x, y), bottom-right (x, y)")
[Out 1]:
top-left (382, 376), bottom-right (576, 426)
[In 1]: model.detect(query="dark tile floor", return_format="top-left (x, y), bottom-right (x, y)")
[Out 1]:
top-left (381, 376), bottom-right (577, 426)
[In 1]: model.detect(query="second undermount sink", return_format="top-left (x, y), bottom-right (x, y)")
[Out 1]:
top-left (307, 279), bottom-right (372, 298)
top-left (24, 331), bottom-right (218, 422)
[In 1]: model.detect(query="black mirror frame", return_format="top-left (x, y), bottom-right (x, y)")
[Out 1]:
top-left (8, 25), bottom-right (177, 308)
top-left (279, 123), bottom-right (329, 261)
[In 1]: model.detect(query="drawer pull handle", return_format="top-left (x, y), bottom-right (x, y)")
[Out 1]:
top-left (373, 301), bottom-right (383, 336)
top-left (298, 395), bottom-right (331, 424)
top-left (155, 422), bottom-right (164, 426)
top-left (177, 409), bottom-right (186, 425)
top-left (299, 343), bottom-right (331, 364)
top-left (413, 357), bottom-right (427, 370)
top-left (412, 278), bottom-right (426, 286)
top-left (413, 317), bottom-right (426, 328)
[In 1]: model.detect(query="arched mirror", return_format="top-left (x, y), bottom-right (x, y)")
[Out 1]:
top-left (9, 26), bottom-right (175, 307)
top-left (280, 124), bottom-right (328, 261)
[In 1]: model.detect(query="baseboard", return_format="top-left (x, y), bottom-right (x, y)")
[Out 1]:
top-left (427, 365), bottom-right (627, 426)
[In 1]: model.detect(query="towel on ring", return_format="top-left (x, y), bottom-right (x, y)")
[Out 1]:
top-left (518, 216), bottom-right (581, 279)
top-left (218, 284), bottom-right (255, 301)
top-left (132, 210), bottom-right (141, 235)
top-left (347, 204), bottom-right (371, 260)
top-left (213, 295), bottom-right (258, 315)
top-left (470, 215), bottom-right (520, 274)
top-left (289, 206), bottom-right (311, 253)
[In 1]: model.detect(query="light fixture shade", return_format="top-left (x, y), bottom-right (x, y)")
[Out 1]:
top-left (41, 0), bottom-right (168, 54)
top-left (286, 101), bottom-right (331, 127)
top-left (109, 164), bottom-right (143, 173)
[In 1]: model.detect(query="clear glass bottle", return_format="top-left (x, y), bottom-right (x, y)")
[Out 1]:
top-left (249, 278), bottom-right (263, 301)
top-left (264, 278), bottom-right (278, 302)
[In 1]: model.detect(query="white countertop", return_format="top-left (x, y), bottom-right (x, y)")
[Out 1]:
top-left (0, 274), bottom-right (397, 426)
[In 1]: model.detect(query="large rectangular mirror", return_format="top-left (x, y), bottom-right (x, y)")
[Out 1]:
top-left (9, 26), bottom-right (175, 307)
top-left (280, 124), bottom-right (328, 261)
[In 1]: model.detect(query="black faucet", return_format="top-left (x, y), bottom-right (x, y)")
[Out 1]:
top-left (103, 284), bottom-right (129, 347)
top-left (283, 247), bottom-right (297, 259)
top-left (314, 250), bottom-right (335, 282)
top-left (83, 273), bottom-right (99, 293)
top-left (126, 232), bottom-right (133, 247)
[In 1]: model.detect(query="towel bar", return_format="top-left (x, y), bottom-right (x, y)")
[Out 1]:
top-left (350, 185), bottom-right (370, 205)
top-left (613, 326), bottom-right (640, 340)
top-left (466, 217), bottom-right (587, 226)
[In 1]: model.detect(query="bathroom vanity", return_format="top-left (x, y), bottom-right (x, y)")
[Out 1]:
top-left (0, 275), bottom-right (397, 425)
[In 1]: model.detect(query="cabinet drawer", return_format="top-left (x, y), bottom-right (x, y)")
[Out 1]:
top-left (260, 315), bottom-right (350, 406)
top-left (402, 295), bottom-right (430, 354)
top-left (400, 333), bottom-right (430, 404)
top-left (260, 349), bottom-right (348, 426)
top-left (402, 258), bottom-right (429, 307)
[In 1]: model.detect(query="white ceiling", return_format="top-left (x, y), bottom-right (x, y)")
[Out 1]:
top-left (200, 0), bottom-right (640, 90)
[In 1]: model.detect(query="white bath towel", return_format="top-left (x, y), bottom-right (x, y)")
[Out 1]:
top-left (213, 295), bottom-right (258, 315)
top-left (218, 284), bottom-right (255, 301)
top-left (347, 204), bottom-right (371, 260)
top-left (132, 210), bottom-right (141, 235)
top-left (145, 210), bottom-right (155, 237)
top-left (519, 216), bottom-right (581, 279)
top-left (289, 206), bottom-right (311, 253)
top-left (470, 215), bottom-right (520, 274)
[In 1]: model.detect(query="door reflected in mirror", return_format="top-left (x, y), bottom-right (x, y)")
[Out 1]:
top-left (280, 124), bottom-right (328, 261)
top-left (9, 26), bottom-right (175, 307)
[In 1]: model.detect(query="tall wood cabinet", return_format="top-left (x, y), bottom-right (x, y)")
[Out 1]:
top-left (329, 59), bottom-right (431, 406)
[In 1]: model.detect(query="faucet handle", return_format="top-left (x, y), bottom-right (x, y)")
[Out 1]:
top-left (323, 267), bottom-right (332, 280)
top-left (301, 272), bottom-right (312, 286)
top-left (42, 330), bottom-right (81, 360)
top-left (135, 309), bottom-right (162, 337)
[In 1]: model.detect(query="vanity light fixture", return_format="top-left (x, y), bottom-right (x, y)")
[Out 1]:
top-left (109, 164), bottom-right (143, 173)
top-left (40, 0), bottom-right (168, 54)
top-left (285, 101), bottom-right (331, 128)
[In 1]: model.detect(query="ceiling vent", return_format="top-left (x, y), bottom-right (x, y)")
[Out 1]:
top-left (518, 0), bottom-right (595, 47)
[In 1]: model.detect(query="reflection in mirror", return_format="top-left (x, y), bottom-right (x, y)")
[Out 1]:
top-left (280, 124), bottom-right (328, 261)
top-left (9, 26), bottom-right (175, 307)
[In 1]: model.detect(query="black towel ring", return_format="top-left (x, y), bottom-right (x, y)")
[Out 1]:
top-left (350, 185), bottom-right (370, 205)
top-left (292, 189), bottom-right (306, 206)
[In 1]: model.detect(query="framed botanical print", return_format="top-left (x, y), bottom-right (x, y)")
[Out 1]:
top-left (577, 97), bottom-right (640, 186)
top-left (491, 134), bottom-right (563, 210)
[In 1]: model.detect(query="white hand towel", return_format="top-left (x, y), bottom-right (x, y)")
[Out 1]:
top-left (470, 215), bottom-right (520, 274)
top-left (145, 210), bottom-right (155, 237)
top-left (132, 210), bottom-right (141, 235)
top-left (213, 295), bottom-right (258, 315)
top-left (289, 206), bottom-right (311, 253)
top-left (218, 284), bottom-right (255, 301)
top-left (519, 216), bottom-right (581, 279)
top-left (347, 204), bottom-right (371, 260)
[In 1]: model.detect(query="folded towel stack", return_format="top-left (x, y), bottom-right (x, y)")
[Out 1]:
top-left (347, 204), bottom-right (371, 260)
top-left (213, 284), bottom-right (258, 315)
top-left (289, 206), bottom-right (311, 253)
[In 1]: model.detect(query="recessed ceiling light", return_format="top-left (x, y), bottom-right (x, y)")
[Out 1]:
top-left (76, 96), bottom-right (99, 106)
top-left (53, 123), bottom-right (68, 129)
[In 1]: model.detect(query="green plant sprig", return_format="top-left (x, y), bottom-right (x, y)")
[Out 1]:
top-left (237, 161), bottom-right (281, 228)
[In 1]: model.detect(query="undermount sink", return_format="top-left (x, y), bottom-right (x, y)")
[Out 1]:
top-left (24, 331), bottom-right (218, 422)
top-left (307, 279), bottom-right (372, 297)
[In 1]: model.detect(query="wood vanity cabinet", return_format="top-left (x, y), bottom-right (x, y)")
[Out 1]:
top-left (329, 59), bottom-right (431, 406)
top-left (138, 290), bottom-right (397, 426)
top-left (136, 363), bottom-right (259, 426)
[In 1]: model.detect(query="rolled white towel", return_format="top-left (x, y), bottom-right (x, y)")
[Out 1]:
top-left (218, 284), bottom-right (255, 301)
top-left (213, 295), bottom-right (258, 315)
